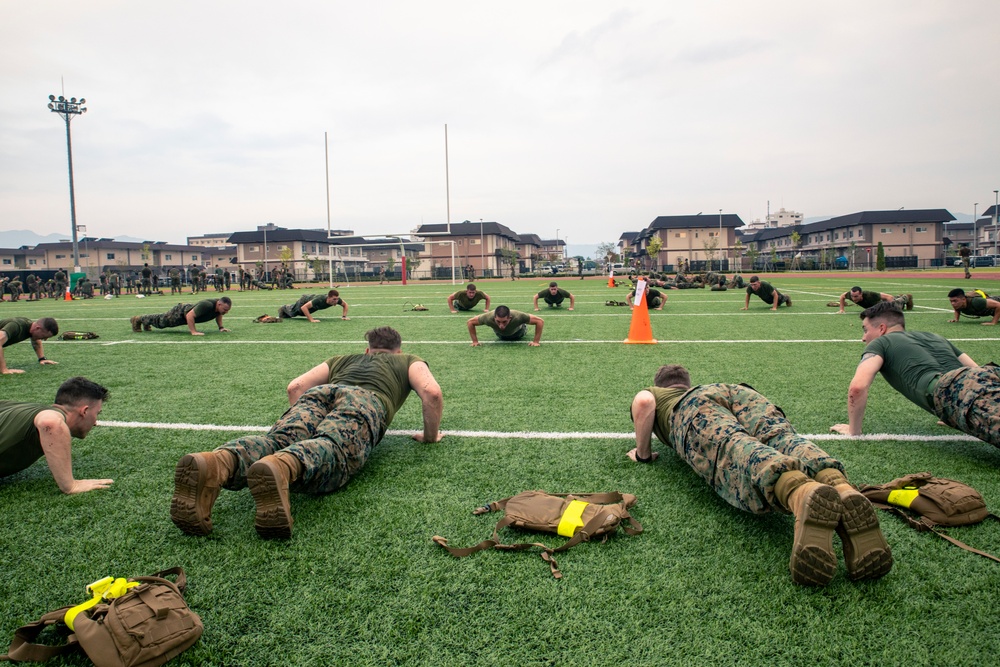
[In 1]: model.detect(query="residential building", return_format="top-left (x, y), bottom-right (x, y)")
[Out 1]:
top-left (738, 209), bottom-right (955, 268)
top-left (413, 221), bottom-right (521, 278)
top-left (630, 214), bottom-right (746, 271)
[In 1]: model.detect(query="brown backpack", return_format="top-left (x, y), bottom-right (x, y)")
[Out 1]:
top-left (61, 331), bottom-right (100, 340)
top-left (1, 567), bottom-right (203, 667)
top-left (433, 491), bottom-right (643, 578)
top-left (860, 473), bottom-right (1000, 564)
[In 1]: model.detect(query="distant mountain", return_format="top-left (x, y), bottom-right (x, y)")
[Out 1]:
top-left (0, 229), bottom-right (146, 248)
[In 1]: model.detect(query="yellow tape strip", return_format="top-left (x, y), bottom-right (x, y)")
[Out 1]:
top-left (557, 500), bottom-right (590, 537)
top-left (887, 487), bottom-right (919, 508)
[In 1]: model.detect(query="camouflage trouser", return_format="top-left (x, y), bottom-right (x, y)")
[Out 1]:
top-left (279, 295), bottom-right (313, 319)
top-left (139, 303), bottom-right (190, 329)
top-left (932, 365), bottom-right (1000, 447)
top-left (759, 293), bottom-right (791, 307)
top-left (963, 258), bottom-right (971, 278)
top-left (171, 278), bottom-right (181, 294)
top-left (542, 295), bottom-right (565, 306)
top-left (890, 294), bottom-right (908, 309)
top-left (218, 384), bottom-right (388, 495)
top-left (496, 324), bottom-right (526, 341)
top-left (669, 383), bottom-right (843, 514)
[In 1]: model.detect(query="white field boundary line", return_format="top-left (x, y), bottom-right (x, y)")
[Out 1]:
top-left (66, 337), bottom-right (1000, 346)
top-left (97, 420), bottom-right (981, 443)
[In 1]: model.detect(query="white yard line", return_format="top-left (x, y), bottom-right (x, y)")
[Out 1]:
top-left (97, 419), bottom-right (981, 443)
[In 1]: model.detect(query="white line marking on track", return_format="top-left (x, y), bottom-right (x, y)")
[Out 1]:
top-left (97, 420), bottom-right (981, 442)
top-left (58, 337), bottom-right (1000, 345)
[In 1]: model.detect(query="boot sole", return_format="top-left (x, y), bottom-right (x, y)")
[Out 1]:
top-left (838, 490), bottom-right (893, 581)
top-left (789, 485), bottom-right (840, 586)
top-left (170, 454), bottom-right (214, 536)
top-left (248, 460), bottom-right (293, 539)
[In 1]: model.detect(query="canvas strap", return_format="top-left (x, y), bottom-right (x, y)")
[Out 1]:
top-left (1, 608), bottom-right (78, 663)
top-left (433, 495), bottom-right (643, 579)
top-left (869, 501), bottom-right (1000, 565)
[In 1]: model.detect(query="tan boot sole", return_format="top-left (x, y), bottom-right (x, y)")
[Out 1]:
top-left (248, 459), bottom-right (293, 539)
top-left (789, 484), bottom-right (841, 586)
top-left (170, 454), bottom-right (217, 536)
top-left (838, 488), bottom-right (893, 581)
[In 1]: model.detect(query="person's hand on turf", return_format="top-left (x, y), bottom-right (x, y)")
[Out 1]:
top-left (191, 331), bottom-right (205, 336)
top-left (3, 368), bottom-right (25, 374)
top-left (528, 341), bottom-right (540, 347)
top-left (626, 447), bottom-right (659, 462)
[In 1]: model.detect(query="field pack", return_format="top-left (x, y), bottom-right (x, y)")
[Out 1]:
top-left (860, 473), bottom-right (1000, 564)
top-left (253, 314), bottom-right (281, 323)
top-left (61, 331), bottom-right (100, 340)
top-left (433, 491), bottom-right (643, 578)
top-left (1, 567), bottom-right (202, 667)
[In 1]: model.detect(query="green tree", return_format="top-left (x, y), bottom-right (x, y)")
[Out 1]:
top-left (876, 242), bottom-right (886, 271)
top-left (769, 247), bottom-right (778, 270)
top-left (703, 236), bottom-right (719, 271)
top-left (387, 255), bottom-right (396, 276)
top-left (595, 241), bottom-right (618, 267)
top-left (790, 231), bottom-right (801, 270)
top-left (733, 239), bottom-right (744, 272)
top-left (746, 245), bottom-right (760, 272)
top-left (646, 236), bottom-right (663, 271)
top-left (847, 242), bottom-right (858, 270)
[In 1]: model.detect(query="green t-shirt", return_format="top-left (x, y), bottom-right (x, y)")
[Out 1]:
top-left (477, 310), bottom-right (531, 338)
top-left (852, 290), bottom-right (882, 308)
top-left (0, 402), bottom-right (65, 477)
top-left (960, 297), bottom-right (996, 318)
top-left (324, 352), bottom-right (423, 426)
top-left (0, 318), bottom-right (32, 348)
top-left (645, 386), bottom-right (690, 445)
top-left (537, 288), bottom-right (570, 304)
top-left (747, 281), bottom-right (778, 304)
top-left (307, 296), bottom-right (334, 314)
top-left (452, 291), bottom-right (486, 309)
top-left (187, 300), bottom-right (220, 323)
top-left (864, 331), bottom-right (964, 412)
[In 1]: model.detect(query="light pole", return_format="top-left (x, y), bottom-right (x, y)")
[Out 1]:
top-left (994, 190), bottom-right (999, 255)
top-left (47, 94), bottom-right (87, 273)
top-left (718, 209), bottom-right (723, 271)
top-left (973, 203), bottom-right (978, 258)
top-left (77, 225), bottom-right (88, 274)
top-left (556, 228), bottom-right (560, 266)
top-left (479, 219), bottom-right (485, 277)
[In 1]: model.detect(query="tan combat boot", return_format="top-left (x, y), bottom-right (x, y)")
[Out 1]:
top-left (170, 450), bottom-right (237, 536)
top-left (777, 471), bottom-right (842, 586)
top-left (247, 452), bottom-right (303, 539)
top-left (814, 468), bottom-right (893, 581)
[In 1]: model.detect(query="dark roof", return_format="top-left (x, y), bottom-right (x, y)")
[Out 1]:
top-left (329, 236), bottom-right (424, 251)
top-left (537, 239), bottom-right (566, 247)
top-left (817, 209), bottom-right (954, 228)
top-left (32, 239), bottom-right (224, 253)
top-left (983, 206), bottom-right (999, 218)
top-left (648, 214), bottom-right (746, 230)
top-left (227, 229), bottom-right (332, 244)
top-left (414, 221), bottom-right (521, 243)
top-left (737, 208), bottom-right (956, 244)
top-left (516, 234), bottom-right (543, 247)
top-left (619, 232), bottom-right (639, 242)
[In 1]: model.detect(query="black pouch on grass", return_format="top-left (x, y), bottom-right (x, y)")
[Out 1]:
top-left (860, 473), bottom-right (1000, 564)
top-left (1, 567), bottom-right (202, 667)
top-left (433, 491), bottom-right (642, 578)
top-left (61, 331), bottom-right (100, 340)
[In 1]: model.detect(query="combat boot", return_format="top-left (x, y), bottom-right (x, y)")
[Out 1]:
top-left (248, 452), bottom-right (303, 539)
top-left (905, 294), bottom-right (914, 310)
top-left (777, 471), bottom-right (841, 586)
top-left (130, 315), bottom-right (142, 332)
top-left (170, 450), bottom-right (236, 536)
top-left (814, 468), bottom-right (893, 581)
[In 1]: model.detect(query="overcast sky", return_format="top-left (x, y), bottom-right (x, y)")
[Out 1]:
top-left (2, 1), bottom-right (999, 247)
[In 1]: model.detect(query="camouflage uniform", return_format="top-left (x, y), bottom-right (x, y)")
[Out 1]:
top-left (931, 365), bottom-right (1000, 447)
top-left (169, 268), bottom-right (181, 294)
top-left (218, 384), bottom-right (388, 494)
top-left (138, 303), bottom-right (191, 329)
top-left (669, 383), bottom-right (843, 514)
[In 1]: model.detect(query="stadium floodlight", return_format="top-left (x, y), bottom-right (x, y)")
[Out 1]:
top-left (47, 92), bottom-right (88, 273)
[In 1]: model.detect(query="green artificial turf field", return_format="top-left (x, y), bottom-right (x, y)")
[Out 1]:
top-left (2, 272), bottom-right (999, 666)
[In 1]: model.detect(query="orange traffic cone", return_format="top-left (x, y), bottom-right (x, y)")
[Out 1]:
top-left (607, 272), bottom-right (615, 288)
top-left (624, 292), bottom-right (657, 344)
top-left (64, 289), bottom-right (73, 301)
